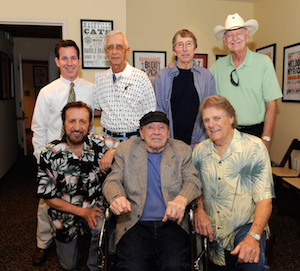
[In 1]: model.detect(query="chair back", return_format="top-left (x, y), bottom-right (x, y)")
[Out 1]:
top-left (279, 139), bottom-right (300, 168)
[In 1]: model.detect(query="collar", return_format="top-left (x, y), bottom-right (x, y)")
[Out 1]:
top-left (60, 75), bottom-right (80, 86)
top-left (170, 60), bottom-right (203, 75)
top-left (110, 62), bottom-right (133, 78)
top-left (60, 133), bottom-right (92, 158)
top-left (207, 128), bottom-right (242, 155)
top-left (228, 47), bottom-right (253, 69)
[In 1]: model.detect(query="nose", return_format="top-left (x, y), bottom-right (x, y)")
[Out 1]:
top-left (182, 43), bottom-right (188, 50)
top-left (112, 45), bottom-right (118, 54)
top-left (67, 58), bottom-right (72, 65)
top-left (153, 127), bottom-right (160, 134)
top-left (74, 121), bottom-right (81, 130)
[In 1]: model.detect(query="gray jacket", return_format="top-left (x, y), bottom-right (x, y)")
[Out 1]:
top-left (103, 137), bottom-right (202, 243)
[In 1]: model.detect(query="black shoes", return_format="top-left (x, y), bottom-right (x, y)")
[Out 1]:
top-left (32, 247), bottom-right (48, 266)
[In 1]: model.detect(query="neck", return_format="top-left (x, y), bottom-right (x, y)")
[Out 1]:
top-left (176, 61), bottom-right (193, 70)
top-left (231, 48), bottom-right (247, 68)
top-left (214, 130), bottom-right (234, 158)
top-left (112, 62), bottom-right (127, 73)
top-left (67, 140), bottom-right (84, 158)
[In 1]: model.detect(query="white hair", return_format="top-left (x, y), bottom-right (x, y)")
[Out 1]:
top-left (104, 30), bottom-right (129, 48)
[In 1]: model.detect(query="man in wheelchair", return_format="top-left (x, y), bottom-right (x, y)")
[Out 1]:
top-left (103, 111), bottom-right (202, 271)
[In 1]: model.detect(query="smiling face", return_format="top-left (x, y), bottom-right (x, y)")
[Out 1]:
top-left (202, 106), bottom-right (234, 146)
top-left (104, 33), bottom-right (130, 73)
top-left (140, 122), bottom-right (170, 153)
top-left (55, 46), bottom-right (81, 82)
top-left (173, 35), bottom-right (197, 69)
top-left (64, 107), bottom-right (90, 146)
top-left (223, 28), bottom-right (250, 55)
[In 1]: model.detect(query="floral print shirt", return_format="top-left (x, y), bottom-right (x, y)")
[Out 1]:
top-left (36, 133), bottom-right (118, 243)
top-left (192, 129), bottom-right (274, 266)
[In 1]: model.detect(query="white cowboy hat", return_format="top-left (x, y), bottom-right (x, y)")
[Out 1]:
top-left (214, 13), bottom-right (259, 43)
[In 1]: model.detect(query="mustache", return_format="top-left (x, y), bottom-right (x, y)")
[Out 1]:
top-left (230, 40), bottom-right (242, 45)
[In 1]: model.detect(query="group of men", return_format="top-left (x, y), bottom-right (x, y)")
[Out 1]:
top-left (32, 12), bottom-right (281, 271)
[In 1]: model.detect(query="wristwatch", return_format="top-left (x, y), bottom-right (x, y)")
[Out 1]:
top-left (247, 231), bottom-right (261, 242)
top-left (262, 136), bottom-right (271, 142)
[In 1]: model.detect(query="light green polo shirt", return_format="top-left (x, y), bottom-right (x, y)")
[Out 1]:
top-left (211, 48), bottom-right (282, 125)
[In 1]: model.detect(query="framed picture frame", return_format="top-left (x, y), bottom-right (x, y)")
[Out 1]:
top-left (33, 66), bottom-right (48, 87)
top-left (0, 52), bottom-right (13, 100)
top-left (133, 51), bottom-right (166, 85)
top-left (80, 19), bottom-right (113, 69)
top-left (193, 54), bottom-right (208, 68)
top-left (256, 43), bottom-right (276, 67)
top-left (282, 42), bottom-right (300, 102)
top-left (216, 54), bottom-right (226, 60)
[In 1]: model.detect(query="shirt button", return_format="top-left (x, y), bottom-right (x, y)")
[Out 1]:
top-left (217, 194), bottom-right (220, 196)
top-left (218, 177), bottom-right (221, 180)
top-left (217, 211), bottom-right (220, 213)
top-left (219, 161), bottom-right (221, 164)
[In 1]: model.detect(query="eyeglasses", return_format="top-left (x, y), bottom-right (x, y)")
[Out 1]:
top-left (175, 41), bottom-right (194, 49)
top-left (230, 69), bottom-right (239, 87)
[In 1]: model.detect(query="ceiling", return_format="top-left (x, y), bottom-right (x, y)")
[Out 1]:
top-left (0, 25), bottom-right (62, 39)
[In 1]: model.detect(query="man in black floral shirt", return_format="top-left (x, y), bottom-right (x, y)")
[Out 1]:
top-left (36, 101), bottom-right (118, 271)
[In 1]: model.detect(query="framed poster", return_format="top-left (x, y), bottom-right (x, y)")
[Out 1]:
top-left (193, 54), bottom-right (208, 68)
top-left (133, 51), bottom-right (166, 85)
top-left (282, 42), bottom-right (300, 102)
top-left (81, 19), bottom-right (113, 69)
top-left (33, 66), bottom-right (48, 87)
top-left (256, 43), bottom-right (276, 67)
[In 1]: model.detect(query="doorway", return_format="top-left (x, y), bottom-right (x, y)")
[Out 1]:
top-left (0, 21), bottom-right (63, 156)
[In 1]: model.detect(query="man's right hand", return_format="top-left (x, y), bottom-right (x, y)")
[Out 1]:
top-left (194, 207), bottom-right (214, 242)
top-left (109, 196), bottom-right (132, 215)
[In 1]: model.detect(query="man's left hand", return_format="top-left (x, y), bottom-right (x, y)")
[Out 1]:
top-left (99, 149), bottom-right (116, 174)
top-left (230, 235), bottom-right (260, 264)
top-left (162, 195), bottom-right (187, 225)
top-left (82, 207), bottom-right (104, 230)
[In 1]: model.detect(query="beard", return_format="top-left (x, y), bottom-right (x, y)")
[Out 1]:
top-left (66, 130), bottom-right (88, 145)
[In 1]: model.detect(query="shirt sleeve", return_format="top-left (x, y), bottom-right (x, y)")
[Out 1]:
top-left (31, 90), bottom-right (51, 163)
top-left (35, 148), bottom-right (58, 199)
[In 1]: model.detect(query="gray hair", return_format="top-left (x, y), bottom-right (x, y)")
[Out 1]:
top-left (104, 30), bottom-right (129, 48)
top-left (200, 95), bottom-right (238, 129)
top-left (172, 29), bottom-right (197, 50)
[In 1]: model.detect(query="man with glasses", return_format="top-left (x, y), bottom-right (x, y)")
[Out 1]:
top-left (154, 29), bottom-right (216, 149)
top-left (211, 13), bottom-right (282, 151)
top-left (94, 30), bottom-right (156, 142)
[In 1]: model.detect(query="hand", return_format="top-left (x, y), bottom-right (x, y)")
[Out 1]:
top-left (230, 235), bottom-right (260, 264)
top-left (109, 196), bottom-right (132, 215)
top-left (166, 61), bottom-right (175, 69)
top-left (262, 140), bottom-right (270, 152)
top-left (194, 207), bottom-right (214, 242)
top-left (99, 149), bottom-right (116, 174)
top-left (82, 207), bottom-right (104, 230)
top-left (162, 195), bottom-right (187, 224)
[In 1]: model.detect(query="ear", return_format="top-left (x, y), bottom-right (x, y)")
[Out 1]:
top-left (125, 46), bottom-right (130, 57)
top-left (139, 127), bottom-right (145, 140)
top-left (55, 57), bottom-right (60, 68)
top-left (245, 30), bottom-right (251, 43)
top-left (78, 57), bottom-right (82, 67)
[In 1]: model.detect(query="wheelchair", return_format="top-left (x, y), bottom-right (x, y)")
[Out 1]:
top-left (97, 202), bottom-right (208, 271)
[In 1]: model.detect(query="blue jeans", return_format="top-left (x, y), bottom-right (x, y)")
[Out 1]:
top-left (54, 216), bottom-right (103, 271)
top-left (211, 223), bottom-right (269, 271)
top-left (102, 130), bottom-right (138, 142)
top-left (116, 221), bottom-right (191, 271)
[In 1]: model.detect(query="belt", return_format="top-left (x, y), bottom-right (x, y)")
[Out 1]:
top-left (237, 122), bottom-right (264, 130)
top-left (103, 128), bottom-right (139, 138)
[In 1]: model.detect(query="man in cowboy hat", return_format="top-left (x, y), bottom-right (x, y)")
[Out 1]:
top-left (211, 13), bottom-right (282, 151)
